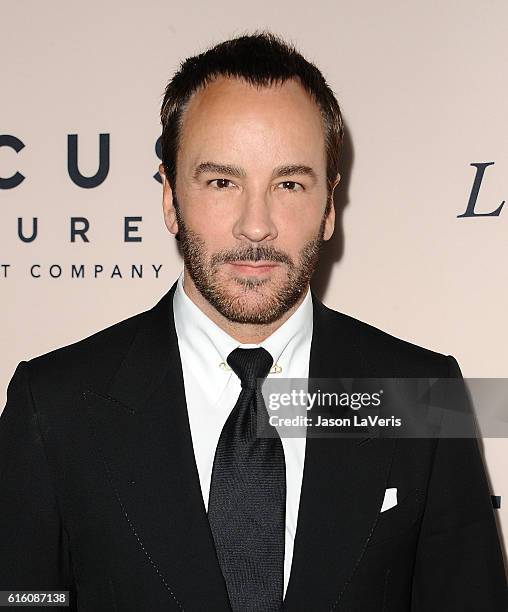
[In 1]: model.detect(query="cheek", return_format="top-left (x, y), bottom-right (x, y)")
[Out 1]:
top-left (273, 204), bottom-right (323, 239)
top-left (185, 190), bottom-right (237, 222)
top-left (184, 193), bottom-right (234, 233)
top-left (182, 204), bottom-right (232, 255)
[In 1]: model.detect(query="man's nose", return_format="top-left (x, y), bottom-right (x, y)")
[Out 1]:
top-left (232, 192), bottom-right (278, 243)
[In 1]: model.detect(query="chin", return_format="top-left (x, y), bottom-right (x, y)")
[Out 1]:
top-left (212, 281), bottom-right (295, 325)
top-left (189, 264), bottom-right (306, 324)
top-left (225, 283), bottom-right (277, 307)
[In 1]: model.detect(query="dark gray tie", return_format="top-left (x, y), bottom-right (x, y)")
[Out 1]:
top-left (207, 347), bottom-right (286, 612)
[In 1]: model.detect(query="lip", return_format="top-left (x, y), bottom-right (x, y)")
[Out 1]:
top-left (227, 261), bottom-right (280, 275)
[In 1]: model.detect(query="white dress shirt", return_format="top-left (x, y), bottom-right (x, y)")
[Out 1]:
top-left (172, 271), bottom-right (312, 598)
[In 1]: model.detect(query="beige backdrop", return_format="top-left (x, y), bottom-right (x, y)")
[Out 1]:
top-left (2, 1), bottom-right (507, 559)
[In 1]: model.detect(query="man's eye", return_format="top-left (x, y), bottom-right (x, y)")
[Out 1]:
top-left (278, 181), bottom-right (304, 192)
top-left (208, 178), bottom-right (235, 189)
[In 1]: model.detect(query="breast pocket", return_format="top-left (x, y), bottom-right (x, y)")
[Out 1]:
top-left (367, 487), bottom-right (425, 547)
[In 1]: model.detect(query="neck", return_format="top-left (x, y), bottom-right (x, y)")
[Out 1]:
top-left (182, 270), bottom-right (308, 344)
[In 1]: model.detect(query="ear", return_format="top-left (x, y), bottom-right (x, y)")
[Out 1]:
top-left (160, 163), bottom-right (179, 237)
top-left (323, 173), bottom-right (341, 241)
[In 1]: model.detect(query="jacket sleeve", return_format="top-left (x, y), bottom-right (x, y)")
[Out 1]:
top-left (411, 355), bottom-right (508, 610)
top-left (0, 361), bottom-right (76, 608)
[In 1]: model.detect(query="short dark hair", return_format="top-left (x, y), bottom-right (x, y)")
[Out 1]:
top-left (160, 30), bottom-right (344, 204)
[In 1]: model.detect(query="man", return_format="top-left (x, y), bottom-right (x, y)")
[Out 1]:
top-left (1, 31), bottom-right (506, 612)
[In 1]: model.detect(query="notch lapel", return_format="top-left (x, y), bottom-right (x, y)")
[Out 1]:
top-left (281, 293), bottom-right (397, 611)
top-left (83, 282), bottom-right (231, 610)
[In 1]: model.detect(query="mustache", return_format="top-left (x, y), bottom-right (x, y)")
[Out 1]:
top-left (210, 245), bottom-right (293, 267)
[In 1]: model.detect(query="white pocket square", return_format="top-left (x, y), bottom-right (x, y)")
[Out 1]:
top-left (380, 487), bottom-right (397, 512)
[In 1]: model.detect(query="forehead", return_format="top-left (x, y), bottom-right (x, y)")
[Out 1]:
top-left (178, 75), bottom-right (326, 160)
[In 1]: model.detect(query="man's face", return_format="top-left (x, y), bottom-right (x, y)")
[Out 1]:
top-left (161, 76), bottom-right (337, 324)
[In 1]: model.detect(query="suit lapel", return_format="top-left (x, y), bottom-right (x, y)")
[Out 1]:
top-left (83, 281), bottom-right (231, 609)
top-left (281, 293), bottom-right (397, 611)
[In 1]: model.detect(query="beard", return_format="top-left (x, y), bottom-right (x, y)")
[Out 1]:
top-left (175, 207), bottom-right (326, 325)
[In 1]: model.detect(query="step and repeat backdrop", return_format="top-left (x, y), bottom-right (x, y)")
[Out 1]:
top-left (2, 1), bottom-right (507, 557)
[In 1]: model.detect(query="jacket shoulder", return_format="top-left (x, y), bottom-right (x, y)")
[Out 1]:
top-left (25, 308), bottom-right (148, 390)
top-left (319, 302), bottom-right (454, 377)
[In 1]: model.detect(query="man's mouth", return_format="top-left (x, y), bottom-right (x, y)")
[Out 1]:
top-left (226, 261), bottom-right (280, 275)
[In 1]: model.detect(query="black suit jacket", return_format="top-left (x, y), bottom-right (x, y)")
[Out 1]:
top-left (1, 282), bottom-right (506, 611)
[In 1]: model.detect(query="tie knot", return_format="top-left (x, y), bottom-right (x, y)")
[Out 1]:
top-left (227, 347), bottom-right (274, 389)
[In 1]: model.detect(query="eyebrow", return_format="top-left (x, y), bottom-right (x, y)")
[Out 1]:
top-left (192, 161), bottom-right (318, 183)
